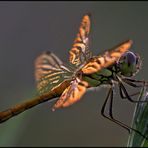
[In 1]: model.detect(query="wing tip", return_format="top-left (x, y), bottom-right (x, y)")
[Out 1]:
top-left (126, 39), bottom-right (133, 45)
top-left (124, 39), bottom-right (133, 50)
top-left (82, 12), bottom-right (91, 19)
top-left (86, 12), bottom-right (91, 17)
top-left (115, 39), bottom-right (133, 51)
top-left (42, 51), bottom-right (51, 55)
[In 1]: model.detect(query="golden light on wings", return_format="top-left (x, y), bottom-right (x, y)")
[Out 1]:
top-left (81, 40), bottom-right (133, 74)
top-left (52, 79), bottom-right (88, 110)
top-left (35, 52), bottom-right (72, 94)
top-left (69, 14), bottom-right (92, 66)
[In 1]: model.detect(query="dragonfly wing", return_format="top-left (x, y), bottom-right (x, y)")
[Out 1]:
top-left (35, 51), bottom-right (72, 94)
top-left (82, 40), bottom-right (133, 74)
top-left (52, 79), bottom-right (88, 110)
top-left (69, 13), bottom-right (92, 66)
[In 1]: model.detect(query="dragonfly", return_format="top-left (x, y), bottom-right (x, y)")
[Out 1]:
top-left (0, 14), bottom-right (147, 139)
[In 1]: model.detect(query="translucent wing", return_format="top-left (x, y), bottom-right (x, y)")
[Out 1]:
top-left (52, 79), bottom-right (88, 110)
top-left (35, 51), bottom-right (72, 94)
top-left (82, 40), bottom-right (133, 74)
top-left (69, 13), bottom-right (92, 66)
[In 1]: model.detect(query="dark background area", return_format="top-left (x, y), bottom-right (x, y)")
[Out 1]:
top-left (0, 1), bottom-right (148, 146)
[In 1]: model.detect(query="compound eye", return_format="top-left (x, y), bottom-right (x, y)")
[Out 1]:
top-left (118, 51), bottom-right (141, 77)
top-left (126, 52), bottom-right (137, 66)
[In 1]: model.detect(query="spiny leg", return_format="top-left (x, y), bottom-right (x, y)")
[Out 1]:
top-left (119, 84), bottom-right (140, 99)
top-left (119, 81), bottom-right (148, 103)
top-left (123, 77), bottom-right (148, 87)
top-left (101, 85), bottom-right (148, 140)
top-left (118, 75), bottom-right (141, 92)
top-left (123, 79), bottom-right (142, 88)
top-left (101, 85), bottom-right (130, 133)
top-left (101, 85), bottom-right (139, 133)
top-left (116, 75), bottom-right (148, 103)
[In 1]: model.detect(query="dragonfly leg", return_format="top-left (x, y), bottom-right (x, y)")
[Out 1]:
top-left (118, 80), bottom-right (148, 103)
top-left (101, 85), bottom-right (130, 133)
top-left (123, 77), bottom-right (148, 87)
top-left (123, 79), bottom-right (142, 88)
top-left (119, 84), bottom-right (140, 99)
top-left (101, 84), bottom-right (148, 140)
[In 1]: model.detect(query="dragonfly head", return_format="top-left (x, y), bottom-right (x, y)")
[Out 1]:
top-left (117, 51), bottom-right (141, 77)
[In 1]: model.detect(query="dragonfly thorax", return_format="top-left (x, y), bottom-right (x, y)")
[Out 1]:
top-left (80, 51), bottom-right (141, 88)
top-left (81, 68), bottom-right (114, 87)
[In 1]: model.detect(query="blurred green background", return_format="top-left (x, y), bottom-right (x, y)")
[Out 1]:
top-left (0, 1), bottom-right (148, 146)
